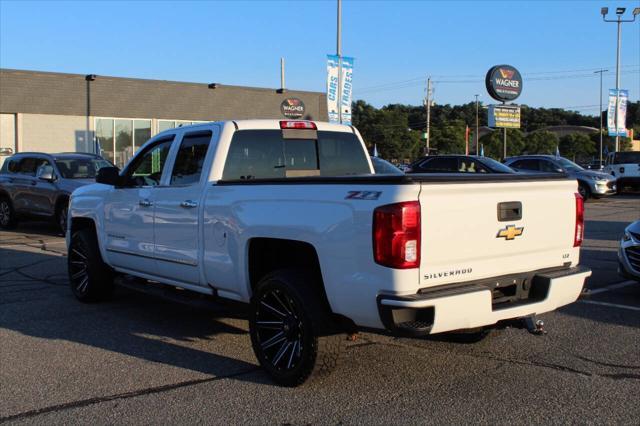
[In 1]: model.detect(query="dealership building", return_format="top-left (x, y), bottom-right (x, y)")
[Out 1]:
top-left (0, 69), bottom-right (328, 168)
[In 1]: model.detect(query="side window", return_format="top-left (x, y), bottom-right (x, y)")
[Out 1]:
top-left (539, 160), bottom-right (559, 173)
top-left (125, 138), bottom-right (174, 187)
top-left (459, 158), bottom-right (487, 173)
top-left (423, 157), bottom-right (457, 172)
top-left (222, 131), bottom-right (285, 180)
top-left (18, 157), bottom-right (38, 176)
top-left (170, 131), bottom-right (212, 185)
top-left (34, 159), bottom-right (52, 177)
top-left (457, 159), bottom-right (487, 173)
top-left (512, 159), bottom-right (539, 171)
top-left (6, 159), bottom-right (19, 174)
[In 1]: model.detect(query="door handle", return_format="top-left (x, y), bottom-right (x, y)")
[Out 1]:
top-left (180, 200), bottom-right (198, 208)
top-left (139, 199), bottom-right (153, 207)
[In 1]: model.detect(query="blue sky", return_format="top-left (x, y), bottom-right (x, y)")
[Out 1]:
top-left (1, 0), bottom-right (639, 115)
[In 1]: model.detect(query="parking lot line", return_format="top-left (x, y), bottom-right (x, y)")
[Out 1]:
top-left (587, 280), bottom-right (637, 295)
top-left (579, 300), bottom-right (640, 312)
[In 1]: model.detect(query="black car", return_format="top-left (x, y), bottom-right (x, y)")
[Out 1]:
top-left (406, 155), bottom-right (516, 174)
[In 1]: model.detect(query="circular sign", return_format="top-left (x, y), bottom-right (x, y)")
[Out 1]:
top-left (485, 65), bottom-right (523, 102)
top-left (280, 98), bottom-right (306, 119)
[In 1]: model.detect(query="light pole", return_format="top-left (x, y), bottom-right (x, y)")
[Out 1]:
top-left (601, 6), bottom-right (640, 151)
top-left (474, 94), bottom-right (479, 155)
top-left (594, 69), bottom-right (608, 166)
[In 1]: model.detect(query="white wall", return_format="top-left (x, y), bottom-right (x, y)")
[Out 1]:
top-left (0, 113), bottom-right (16, 169)
top-left (20, 113), bottom-right (93, 153)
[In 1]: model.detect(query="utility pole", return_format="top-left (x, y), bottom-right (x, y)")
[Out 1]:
top-left (594, 69), bottom-right (608, 165)
top-left (337, 0), bottom-right (343, 124)
top-left (425, 77), bottom-right (432, 155)
top-left (474, 94), bottom-right (479, 155)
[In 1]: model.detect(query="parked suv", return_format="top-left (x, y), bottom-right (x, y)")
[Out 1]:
top-left (0, 152), bottom-right (113, 232)
top-left (504, 155), bottom-right (616, 199)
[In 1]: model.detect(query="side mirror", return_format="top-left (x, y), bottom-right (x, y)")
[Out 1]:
top-left (555, 168), bottom-right (565, 173)
top-left (96, 167), bottom-right (121, 186)
top-left (37, 165), bottom-right (56, 182)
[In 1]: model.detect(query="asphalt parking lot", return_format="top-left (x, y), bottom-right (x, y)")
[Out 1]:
top-left (1, 194), bottom-right (639, 424)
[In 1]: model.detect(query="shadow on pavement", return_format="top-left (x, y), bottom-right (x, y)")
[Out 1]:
top-left (0, 245), bottom-right (263, 384)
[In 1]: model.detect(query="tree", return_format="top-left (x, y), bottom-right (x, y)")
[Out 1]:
top-left (559, 133), bottom-right (596, 162)
top-left (479, 129), bottom-right (524, 160)
top-left (523, 131), bottom-right (559, 155)
top-left (430, 120), bottom-right (467, 154)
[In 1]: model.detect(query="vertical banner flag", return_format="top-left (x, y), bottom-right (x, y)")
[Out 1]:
top-left (326, 55), bottom-right (340, 124)
top-left (608, 89), bottom-right (629, 136)
top-left (618, 89), bottom-right (628, 136)
top-left (340, 57), bottom-right (354, 125)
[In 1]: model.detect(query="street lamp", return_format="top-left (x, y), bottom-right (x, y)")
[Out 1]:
top-left (601, 6), bottom-right (639, 151)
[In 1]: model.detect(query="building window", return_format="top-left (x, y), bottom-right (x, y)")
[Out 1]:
top-left (96, 118), bottom-right (114, 164)
top-left (96, 118), bottom-right (152, 168)
top-left (158, 120), bottom-right (207, 133)
top-left (158, 120), bottom-right (175, 133)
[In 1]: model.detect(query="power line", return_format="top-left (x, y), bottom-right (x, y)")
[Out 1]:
top-left (358, 66), bottom-right (640, 94)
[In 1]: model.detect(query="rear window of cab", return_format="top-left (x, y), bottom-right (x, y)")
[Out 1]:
top-left (222, 130), bottom-right (371, 180)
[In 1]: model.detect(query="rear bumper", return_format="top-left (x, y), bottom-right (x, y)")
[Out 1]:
top-left (377, 266), bottom-right (591, 336)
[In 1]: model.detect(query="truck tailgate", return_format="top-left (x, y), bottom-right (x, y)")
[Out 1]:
top-left (418, 178), bottom-right (579, 288)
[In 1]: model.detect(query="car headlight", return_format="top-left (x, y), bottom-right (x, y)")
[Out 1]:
top-left (622, 231), bottom-right (632, 242)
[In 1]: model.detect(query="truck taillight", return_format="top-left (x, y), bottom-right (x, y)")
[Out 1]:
top-left (373, 201), bottom-right (421, 269)
top-left (574, 193), bottom-right (584, 247)
top-left (279, 120), bottom-right (317, 130)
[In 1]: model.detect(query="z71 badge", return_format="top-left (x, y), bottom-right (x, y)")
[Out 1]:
top-left (345, 191), bottom-right (382, 200)
top-left (497, 225), bottom-right (524, 240)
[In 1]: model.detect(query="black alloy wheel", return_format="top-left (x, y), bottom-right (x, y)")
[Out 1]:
top-left (254, 286), bottom-right (304, 372)
top-left (0, 197), bottom-right (17, 229)
top-left (249, 269), bottom-right (343, 387)
top-left (68, 229), bottom-right (114, 302)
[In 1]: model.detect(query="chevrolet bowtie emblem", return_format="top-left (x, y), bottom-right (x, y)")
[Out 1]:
top-left (497, 225), bottom-right (524, 240)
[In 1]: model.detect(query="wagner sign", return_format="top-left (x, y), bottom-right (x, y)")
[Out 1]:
top-left (485, 65), bottom-right (523, 102)
top-left (280, 98), bottom-right (306, 119)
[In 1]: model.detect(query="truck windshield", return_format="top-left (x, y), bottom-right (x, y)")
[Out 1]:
top-left (222, 130), bottom-right (371, 180)
top-left (55, 158), bottom-right (112, 179)
top-left (613, 152), bottom-right (640, 164)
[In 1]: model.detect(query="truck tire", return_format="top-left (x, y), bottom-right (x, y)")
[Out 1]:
top-left (0, 196), bottom-right (18, 229)
top-left (249, 269), bottom-right (343, 387)
top-left (68, 228), bottom-right (114, 302)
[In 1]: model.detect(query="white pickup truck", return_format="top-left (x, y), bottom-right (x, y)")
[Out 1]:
top-left (67, 120), bottom-right (591, 386)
